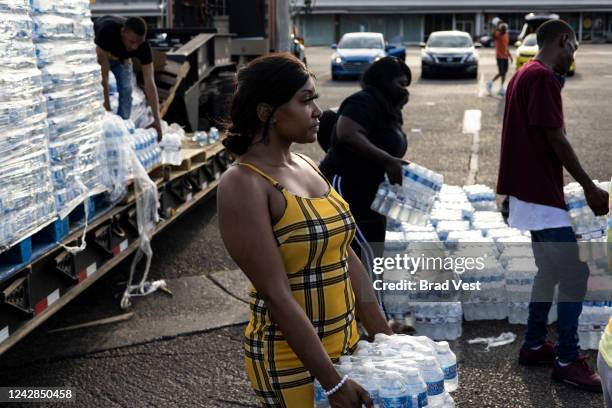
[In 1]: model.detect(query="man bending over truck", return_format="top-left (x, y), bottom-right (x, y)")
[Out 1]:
top-left (94, 15), bottom-right (162, 140)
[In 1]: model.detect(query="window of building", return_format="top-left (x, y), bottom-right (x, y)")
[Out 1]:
top-left (425, 14), bottom-right (452, 39)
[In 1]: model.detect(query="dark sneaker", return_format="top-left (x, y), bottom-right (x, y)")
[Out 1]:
top-left (519, 340), bottom-right (555, 366)
top-left (552, 356), bottom-right (602, 393)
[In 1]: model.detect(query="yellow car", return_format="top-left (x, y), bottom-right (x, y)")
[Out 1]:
top-left (515, 33), bottom-right (575, 75)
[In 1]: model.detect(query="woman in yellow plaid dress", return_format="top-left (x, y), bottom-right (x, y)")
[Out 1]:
top-left (218, 54), bottom-right (394, 408)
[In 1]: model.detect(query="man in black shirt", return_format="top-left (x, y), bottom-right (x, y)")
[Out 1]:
top-left (94, 16), bottom-right (162, 139)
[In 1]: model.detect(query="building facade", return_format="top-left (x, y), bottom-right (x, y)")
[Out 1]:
top-left (293, 0), bottom-right (612, 45)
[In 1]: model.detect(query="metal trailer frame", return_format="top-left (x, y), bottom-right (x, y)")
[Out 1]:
top-left (0, 143), bottom-right (233, 356)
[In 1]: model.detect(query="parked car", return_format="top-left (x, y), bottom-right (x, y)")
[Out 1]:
top-left (420, 31), bottom-right (479, 79)
top-left (515, 32), bottom-right (575, 75)
top-left (479, 29), bottom-right (520, 48)
top-left (331, 32), bottom-right (406, 80)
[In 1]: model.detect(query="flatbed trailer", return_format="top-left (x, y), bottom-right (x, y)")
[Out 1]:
top-left (0, 139), bottom-right (232, 356)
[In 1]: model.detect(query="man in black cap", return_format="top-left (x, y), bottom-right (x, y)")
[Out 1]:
top-left (95, 15), bottom-right (162, 140)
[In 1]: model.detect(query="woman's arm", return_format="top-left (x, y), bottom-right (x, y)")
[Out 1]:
top-left (218, 167), bottom-right (343, 390)
top-left (347, 247), bottom-right (393, 337)
top-left (335, 116), bottom-right (406, 185)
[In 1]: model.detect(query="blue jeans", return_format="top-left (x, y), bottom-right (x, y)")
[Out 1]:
top-left (523, 226), bottom-right (590, 363)
top-left (109, 59), bottom-right (133, 120)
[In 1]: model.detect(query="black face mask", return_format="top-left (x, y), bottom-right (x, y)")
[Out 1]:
top-left (382, 84), bottom-right (409, 107)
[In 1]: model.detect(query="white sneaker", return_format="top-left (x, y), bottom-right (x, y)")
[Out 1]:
top-left (486, 80), bottom-right (493, 96)
top-left (498, 87), bottom-right (506, 96)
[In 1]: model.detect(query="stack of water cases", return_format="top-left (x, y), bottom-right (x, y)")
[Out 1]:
top-left (567, 180), bottom-right (612, 349)
top-left (31, 0), bottom-right (106, 218)
top-left (381, 180), bottom-right (611, 337)
top-left (130, 127), bottom-right (161, 170)
top-left (100, 113), bottom-right (133, 199)
top-left (0, 0), bottom-right (57, 249)
top-left (382, 224), bottom-right (462, 341)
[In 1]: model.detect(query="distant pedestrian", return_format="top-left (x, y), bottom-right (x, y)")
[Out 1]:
top-left (486, 23), bottom-right (513, 96)
top-left (218, 53), bottom-right (391, 408)
top-left (497, 19), bottom-right (608, 392)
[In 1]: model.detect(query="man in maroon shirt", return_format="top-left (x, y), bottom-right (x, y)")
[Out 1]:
top-left (497, 20), bottom-right (609, 391)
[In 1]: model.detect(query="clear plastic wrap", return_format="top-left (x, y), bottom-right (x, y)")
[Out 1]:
top-left (30, 0), bottom-right (108, 217)
top-left (156, 121), bottom-right (184, 166)
top-left (100, 112), bottom-right (134, 201)
top-left (120, 150), bottom-right (161, 309)
top-left (0, 3), bottom-right (57, 251)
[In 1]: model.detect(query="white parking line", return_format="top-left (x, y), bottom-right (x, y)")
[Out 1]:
top-left (462, 110), bottom-right (482, 185)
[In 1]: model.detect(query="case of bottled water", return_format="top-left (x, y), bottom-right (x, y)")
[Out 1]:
top-left (312, 334), bottom-right (459, 408)
top-left (578, 302), bottom-right (612, 350)
top-left (371, 164), bottom-right (443, 226)
top-left (30, 0), bottom-right (106, 218)
top-left (100, 113), bottom-right (134, 200)
top-left (565, 181), bottom-right (609, 242)
top-left (410, 302), bottom-right (463, 341)
top-left (0, 0), bottom-right (57, 250)
top-left (159, 121), bottom-right (185, 166)
top-left (463, 185), bottom-right (497, 211)
top-left (131, 128), bottom-right (162, 170)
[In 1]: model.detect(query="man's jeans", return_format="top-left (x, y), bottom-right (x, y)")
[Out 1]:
top-left (523, 226), bottom-right (590, 363)
top-left (109, 60), bottom-right (133, 120)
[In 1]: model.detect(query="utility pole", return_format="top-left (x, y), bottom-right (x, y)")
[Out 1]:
top-left (276, 0), bottom-right (291, 52)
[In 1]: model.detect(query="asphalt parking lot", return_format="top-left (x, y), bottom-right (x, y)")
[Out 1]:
top-left (1, 45), bottom-right (611, 407)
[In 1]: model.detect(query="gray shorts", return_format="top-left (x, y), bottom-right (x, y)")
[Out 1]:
top-left (598, 352), bottom-right (612, 407)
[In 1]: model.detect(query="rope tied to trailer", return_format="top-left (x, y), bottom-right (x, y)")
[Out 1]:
top-left (58, 177), bottom-right (89, 255)
top-left (120, 149), bottom-right (162, 310)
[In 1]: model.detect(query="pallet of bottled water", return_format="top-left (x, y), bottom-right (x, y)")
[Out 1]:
top-left (371, 164), bottom-right (443, 226)
top-left (579, 302), bottom-right (612, 350)
top-left (314, 334), bottom-right (458, 408)
top-left (31, 0), bottom-right (107, 218)
top-left (0, 0), bottom-right (57, 250)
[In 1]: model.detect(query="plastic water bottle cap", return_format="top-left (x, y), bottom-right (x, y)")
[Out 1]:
top-left (435, 341), bottom-right (451, 353)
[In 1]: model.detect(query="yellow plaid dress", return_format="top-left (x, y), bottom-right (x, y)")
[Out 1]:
top-left (237, 154), bottom-right (360, 407)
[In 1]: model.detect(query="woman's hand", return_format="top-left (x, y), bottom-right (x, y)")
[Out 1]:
top-left (384, 156), bottom-right (409, 185)
top-left (328, 379), bottom-right (373, 408)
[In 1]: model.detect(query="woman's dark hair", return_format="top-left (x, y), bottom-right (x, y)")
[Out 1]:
top-left (223, 53), bottom-right (314, 155)
top-left (360, 57), bottom-right (412, 124)
top-left (361, 56), bottom-right (411, 90)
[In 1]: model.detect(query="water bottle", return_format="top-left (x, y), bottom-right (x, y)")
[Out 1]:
top-left (379, 371), bottom-right (411, 408)
top-left (209, 126), bottom-right (219, 143)
top-left (353, 371), bottom-right (381, 408)
top-left (313, 378), bottom-right (329, 408)
top-left (371, 183), bottom-right (389, 213)
top-left (400, 367), bottom-right (428, 408)
top-left (434, 342), bottom-right (458, 392)
top-left (419, 356), bottom-right (445, 407)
